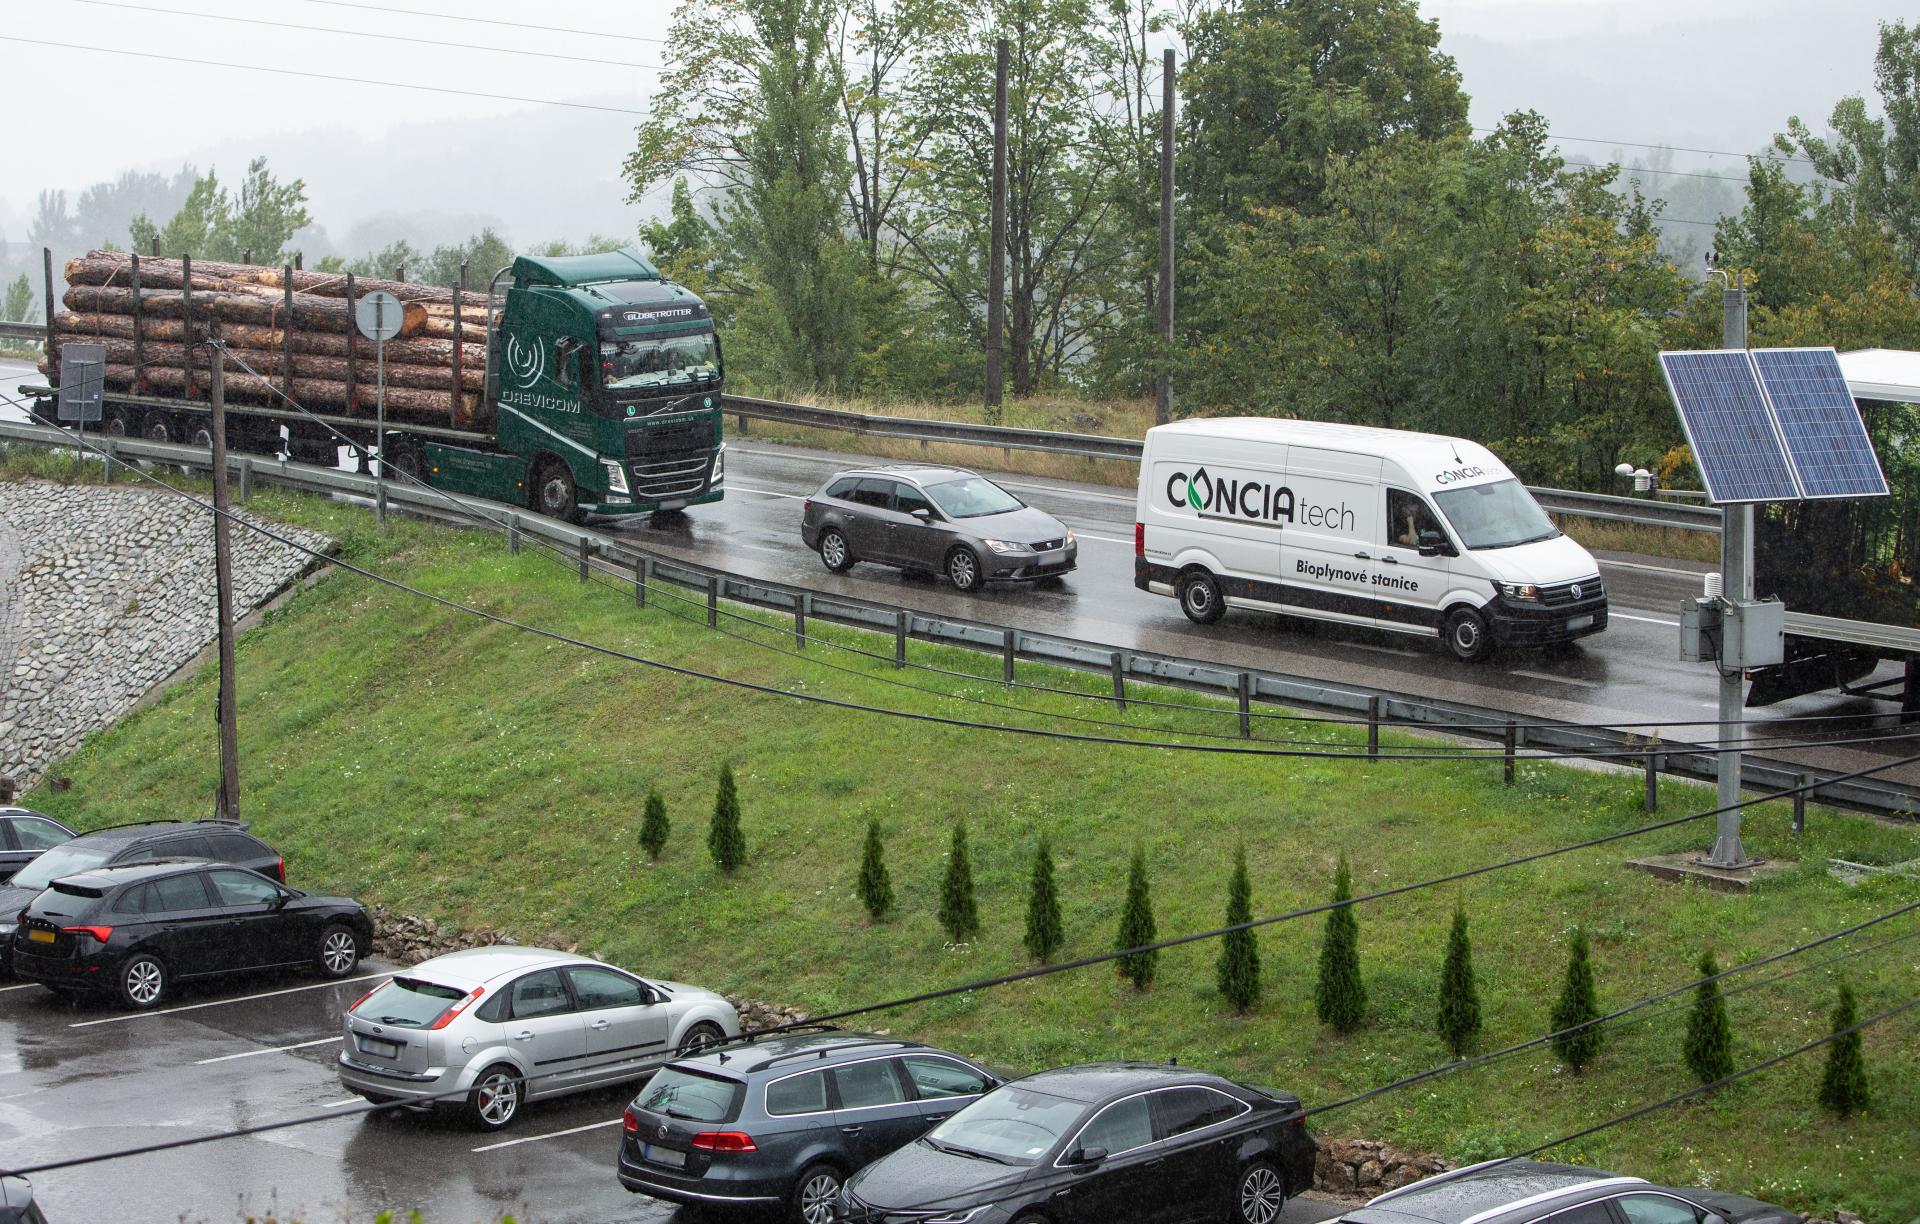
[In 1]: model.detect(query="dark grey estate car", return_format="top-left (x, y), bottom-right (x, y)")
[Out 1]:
top-left (800, 466), bottom-right (1077, 591)
top-left (1340, 1159), bottom-right (1803, 1224)
top-left (617, 1031), bottom-right (1000, 1224)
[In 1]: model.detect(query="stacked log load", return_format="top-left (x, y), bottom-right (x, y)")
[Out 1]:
top-left (43, 252), bottom-right (494, 429)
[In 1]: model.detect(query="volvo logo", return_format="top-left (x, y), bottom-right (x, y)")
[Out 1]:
top-left (1570, 584), bottom-right (1583, 600)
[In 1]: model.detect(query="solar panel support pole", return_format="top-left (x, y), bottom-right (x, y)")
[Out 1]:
top-left (1707, 274), bottom-right (1757, 869)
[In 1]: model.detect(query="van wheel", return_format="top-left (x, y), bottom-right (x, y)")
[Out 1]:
top-left (1443, 606), bottom-right (1496, 662)
top-left (1178, 569), bottom-right (1225, 625)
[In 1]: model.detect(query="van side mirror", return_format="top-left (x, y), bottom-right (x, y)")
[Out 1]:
top-left (1417, 529), bottom-right (1450, 557)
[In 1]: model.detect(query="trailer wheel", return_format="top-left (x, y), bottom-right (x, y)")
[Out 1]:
top-left (188, 421), bottom-right (214, 451)
top-left (142, 412), bottom-right (175, 443)
top-left (104, 407), bottom-right (131, 437)
top-left (531, 457), bottom-right (580, 524)
top-left (386, 440), bottom-right (425, 484)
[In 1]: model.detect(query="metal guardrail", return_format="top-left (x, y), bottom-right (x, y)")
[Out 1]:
top-left (722, 395), bottom-right (1722, 534)
top-left (2, 416), bottom-right (1912, 822)
top-left (0, 321), bottom-right (44, 344)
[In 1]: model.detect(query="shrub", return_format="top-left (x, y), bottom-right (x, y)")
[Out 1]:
top-left (707, 763), bottom-right (746, 872)
top-left (1024, 836), bottom-right (1064, 962)
top-left (638, 790), bottom-right (669, 860)
top-left (1683, 951), bottom-right (1734, 1086)
top-left (1216, 843), bottom-right (1260, 1012)
top-left (857, 818), bottom-right (894, 920)
top-left (939, 823), bottom-right (979, 941)
top-left (1436, 904), bottom-right (1482, 1058)
top-left (1549, 926), bottom-right (1603, 1072)
top-left (1314, 854), bottom-right (1366, 1032)
top-left (1818, 980), bottom-right (1869, 1116)
top-left (1116, 844), bottom-right (1158, 990)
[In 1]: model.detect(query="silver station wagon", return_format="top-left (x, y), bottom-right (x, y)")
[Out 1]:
top-left (336, 945), bottom-right (740, 1130)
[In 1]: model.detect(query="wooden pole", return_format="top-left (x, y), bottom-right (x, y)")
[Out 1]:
top-left (210, 346), bottom-right (241, 821)
top-left (984, 36), bottom-right (1008, 415)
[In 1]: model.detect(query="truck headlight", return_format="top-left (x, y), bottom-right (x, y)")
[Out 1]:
top-left (711, 446), bottom-right (725, 484)
top-left (982, 538), bottom-right (1025, 554)
top-left (602, 460), bottom-right (630, 497)
top-left (1497, 581), bottom-right (1540, 601)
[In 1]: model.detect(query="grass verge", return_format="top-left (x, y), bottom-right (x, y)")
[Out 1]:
top-left (13, 474), bottom-right (1918, 1220)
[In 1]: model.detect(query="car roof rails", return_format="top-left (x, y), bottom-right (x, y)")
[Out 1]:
top-left (81, 817), bottom-right (250, 836)
top-left (740, 1022), bottom-right (840, 1045)
top-left (744, 1033), bottom-right (921, 1075)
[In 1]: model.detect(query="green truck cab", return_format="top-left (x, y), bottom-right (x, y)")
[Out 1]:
top-left (429, 248), bottom-right (726, 521)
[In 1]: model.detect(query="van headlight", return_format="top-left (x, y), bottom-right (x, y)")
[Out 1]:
top-left (982, 539), bottom-right (1025, 554)
top-left (1497, 581), bottom-right (1541, 601)
top-left (602, 460), bottom-right (631, 497)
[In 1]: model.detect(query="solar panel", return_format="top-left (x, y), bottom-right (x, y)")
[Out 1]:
top-left (1659, 350), bottom-right (1801, 503)
top-left (1751, 347), bottom-right (1888, 499)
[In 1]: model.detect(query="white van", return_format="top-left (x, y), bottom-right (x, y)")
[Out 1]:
top-left (1133, 418), bottom-right (1607, 660)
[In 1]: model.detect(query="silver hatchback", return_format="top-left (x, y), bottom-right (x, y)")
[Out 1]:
top-left (337, 946), bottom-right (740, 1130)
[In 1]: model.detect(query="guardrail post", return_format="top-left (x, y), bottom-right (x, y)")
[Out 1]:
top-left (507, 514), bottom-right (521, 555)
top-left (895, 611), bottom-right (908, 667)
top-left (1503, 721), bottom-right (1516, 785)
top-left (706, 575), bottom-right (718, 627)
top-left (1110, 653), bottom-right (1127, 710)
top-left (795, 593), bottom-right (808, 649)
top-left (237, 456), bottom-right (253, 503)
top-left (1237, 673), bottom-right (1251, 739)
top-left (1644, 750), bottom-right (1660, 812)
top-left (635, 555), bottom-right (648, 607)
top-left (99, 437), bottom-right (114, 485)
top-left (1793, 773), bottom-right (1810, 834)
top-left (736, 410), bottom-right (749, 434)
top-left (577, 536), bottom-right (591, 582)
top-left (1367, 696), bottom-right (1382, 762)
top-left (1002, 630), bottom-right (1016, 685)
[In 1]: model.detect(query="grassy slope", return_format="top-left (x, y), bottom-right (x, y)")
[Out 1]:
top-left (16, 476), bottom-right (1919, 1220)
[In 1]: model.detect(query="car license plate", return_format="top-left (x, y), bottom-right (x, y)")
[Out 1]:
top-left (357, 1036), bottom-right (400, 1059)
top-left (643, 1143), bottom-right (687, 1169)
top-left (27, 928), bottom-right (54, 944)
top-left (1566, 614), bottom-right (1594, 632)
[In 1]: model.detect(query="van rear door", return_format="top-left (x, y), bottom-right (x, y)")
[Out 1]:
top-left (1277, 449), bottom-right (1381, 624)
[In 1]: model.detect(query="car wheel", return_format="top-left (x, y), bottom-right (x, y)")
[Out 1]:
top-left (467, 1063), bottom-right (524, 1131)
top-left (790, 1162), bottom-right (844, 1224)
top-left (119, 954), bottom-right (167, 1009)
top-left (1234, 1160), bottom-right (1287, 1224)
top-left (678, 1020), bottom-right (727, 1057)
top-left (1178, 568), bottom-right (1225, 625)
top-left (316, 924), bottom-right (361, 978)
top-left (1443, 605), bottom-right (1496, 663)
top-left (530, 457), bottom-right (579, 524)
top-left (818, 528), bottom-right (854, 572)
top-left (946, 547), bottom-right (983, 592)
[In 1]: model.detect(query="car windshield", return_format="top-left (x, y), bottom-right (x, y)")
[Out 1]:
top-left (925, 477), bottom-right (1023, 519)
top-left (924, 1085), bottom-right (1084, 1165)
top-left (638, 1066), bottom-right (743, 1123)
top-left (354, 977), bottom-right (469, 1028)
top-left (1432, 479), bottom-right (1560, 550)
top-left (602, 332), bottom-right (719, 390)
top-left (11, 843), bottom-right (112, 891)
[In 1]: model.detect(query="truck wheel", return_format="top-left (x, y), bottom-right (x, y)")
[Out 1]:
top-left (142, 412), bottom-right (175, 443)
top-left (1443, 606), bottom-right (1496, 662)
top-left (1178, 569), bottom-right (1225, 625)
top-left (530, 458), bottom-right (580, 524)
top-left (387, 440), bottom-right (425, 484)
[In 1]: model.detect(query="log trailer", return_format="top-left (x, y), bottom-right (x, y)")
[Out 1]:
top-left (27, 247), bottom-right (725, 523)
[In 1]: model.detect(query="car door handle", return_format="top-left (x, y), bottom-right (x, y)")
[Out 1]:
top-left (589, 1019), bottom-right (612, 1030)
top-left (1146, 1158), bottom-right (1166, 1168)
top-left (841, 1126), bottom-right (864, 1135)
top-left (513, 1030), bottom-right (535, 1041)
top-left (1353, 551), bottom-right (1371, 559)
top-left (924, 1113), bottom-right (953, 1122)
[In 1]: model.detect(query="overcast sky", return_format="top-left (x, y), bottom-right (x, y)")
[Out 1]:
top-left (0, 0), bottom-right (1898, 248)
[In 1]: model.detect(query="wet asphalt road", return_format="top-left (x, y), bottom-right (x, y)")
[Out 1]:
top-left (0, 963), bottom-right (1349, 1224)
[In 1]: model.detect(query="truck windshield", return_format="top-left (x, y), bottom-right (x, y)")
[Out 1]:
top-left (603, 332), bottom-right (719, 390)
top-left (1432, 479), bottom-right (1560, 550)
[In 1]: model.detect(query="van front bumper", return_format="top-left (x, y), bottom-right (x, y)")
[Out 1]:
top-left (1487, 595), bottom-right (1609, 647)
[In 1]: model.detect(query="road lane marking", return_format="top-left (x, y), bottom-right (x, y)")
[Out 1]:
top-left (0, 983), bottom-right (42, 993)
top-left (472, 1117), bottom-right (623, 1152)
top-left (1600, 558), bottom-right (1709, 577)
top-left (322, 1097), bottom-right (366, 1109)
top-left (1610, 612), bottom-right (1680, 627)
top-left (728, 484), bottom-right (805, 499)
top-left (69, 971), bottom-right (387, 1027)
top-left (1511, 669), bottom-right (1603, 689)
top-left (194, 1036), bottom-right (341, 1064)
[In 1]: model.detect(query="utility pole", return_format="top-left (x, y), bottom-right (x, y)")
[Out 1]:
top-left (1155, 47), bottom-right (1175, 426)
top-left (209, 344), bottom-right (241, 822)
top-left (985, 36), bottom-right (1008, 417)
top-left (1708, 271), bottom-right (1755, 868)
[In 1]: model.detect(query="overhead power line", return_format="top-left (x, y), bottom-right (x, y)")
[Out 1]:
top-left (1474, 126), bottom-right (1816, 167)
top-left (293, 0), bottom-right (672, 46)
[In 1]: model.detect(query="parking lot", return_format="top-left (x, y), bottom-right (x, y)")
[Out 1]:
top-left (0, 962), bottom-right (1352, 1223)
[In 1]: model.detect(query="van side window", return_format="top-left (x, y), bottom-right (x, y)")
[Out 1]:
top-left (1386, 490), bottom-right (1445, 550)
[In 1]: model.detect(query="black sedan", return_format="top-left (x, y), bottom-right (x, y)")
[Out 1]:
top-left (0, 808), bottom-right (74, 885)
top-left (1338, 1159), bottom-right (1803, 1224)
top-left (10, 859), bottom-right (372, 1008)
top-left (838, 1061), bottom-right (1315, 1224)
top-left (800, 466), bottom-right (1077, 592)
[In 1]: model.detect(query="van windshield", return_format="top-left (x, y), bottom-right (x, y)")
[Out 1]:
top-left (1432, 479), bottom-right (1560, 550)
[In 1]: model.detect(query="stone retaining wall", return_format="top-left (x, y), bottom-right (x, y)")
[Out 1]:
top-left (0, 478), bottom-right (334, 789)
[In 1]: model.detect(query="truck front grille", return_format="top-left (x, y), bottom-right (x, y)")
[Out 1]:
top-left (631, 454), bottom-right (711, 500)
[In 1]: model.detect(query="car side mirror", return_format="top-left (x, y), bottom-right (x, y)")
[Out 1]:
top-left (272, 891), bottom-right (293, 908)
top-left (910, 508), bottom-right (932, 521)
top-left (1069, 1146), bottom-right (1108, 1165)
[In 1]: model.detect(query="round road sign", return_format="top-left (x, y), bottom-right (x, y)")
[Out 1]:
top-left (354, 290), bottom-right (405, 342)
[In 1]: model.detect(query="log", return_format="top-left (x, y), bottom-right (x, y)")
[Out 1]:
top-left (81, 361), bottom-right (484, 427)
top-left (55, 312), bottom-right (488, 368)
top-left (82, 250), bottom-right (468, 306)
top-left (49, 334), bottom-right (486, 395)
top-left (66, 254), bottom-right (257, 296)
top-left (64, 284), bottom-right (427, 337)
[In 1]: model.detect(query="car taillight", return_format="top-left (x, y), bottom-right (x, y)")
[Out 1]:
top-left (802, 498), bottom-right (812, 513)
top-left (274, 857), bottom-right (286, 883)
top-left (622, 1108), bottom-right (640, 1134)
top-left (690, 1131), bottom-right (757, 1153)
top-left (1134, 521), bottom-right (1144, 557)
top-left (62, 925), bottom-right (113, 942)
top-left (427, 985), bottom-right (485, 1030)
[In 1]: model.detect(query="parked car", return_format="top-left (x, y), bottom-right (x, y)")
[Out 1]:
top-left (0, 1175), bottom-right (47, 1224)
top-left (0, 808), bottom-right (75, 885)
top-left (800, 466), bottom-right (1077, 592)
top-left (0, 819), bottom-right (284, 972)
top-left (9, 859), bottom-right (370, 1008)
top-left (1337, 1159), bottom-right (1803, 1224)
top-left (838, 1061), bottom-right (1316, 1224)
top-left (617, 1030), bottom-right (1002, 1223)
top-left (337, 946), bottom-right (740, 1131)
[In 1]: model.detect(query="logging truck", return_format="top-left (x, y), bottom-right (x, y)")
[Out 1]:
top-left (28, 247), bottom-right (725, 522)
